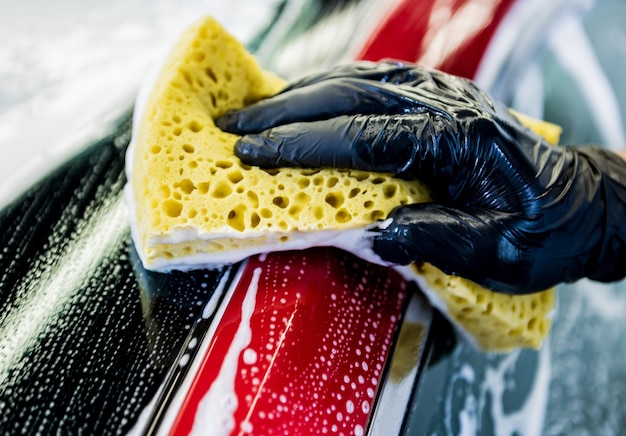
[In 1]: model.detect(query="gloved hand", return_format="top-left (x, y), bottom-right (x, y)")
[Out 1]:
top-left (216, 61), bottom-right (626, 294)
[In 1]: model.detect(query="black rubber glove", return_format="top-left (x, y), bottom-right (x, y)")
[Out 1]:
top-left (216, 61), bottom-right (626, 294)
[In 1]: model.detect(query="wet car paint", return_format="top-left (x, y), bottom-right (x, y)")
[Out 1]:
top-left (2, 0), bottom-right (626, 434)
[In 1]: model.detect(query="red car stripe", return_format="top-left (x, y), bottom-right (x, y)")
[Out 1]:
top-left (169, 248), bottom-right (408, 435)
top-left (356, 0), bottom-right (515, 79)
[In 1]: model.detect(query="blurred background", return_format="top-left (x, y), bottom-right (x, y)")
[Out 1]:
top-left (0, 0), bottom-right (279, 207)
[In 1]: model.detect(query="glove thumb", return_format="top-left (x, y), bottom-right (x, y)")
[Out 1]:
top-left (373, 203), bottom-right (524, 294)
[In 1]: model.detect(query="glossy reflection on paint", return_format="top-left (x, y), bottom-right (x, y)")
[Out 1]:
top-left (0, 116), bottom-right (230, 434)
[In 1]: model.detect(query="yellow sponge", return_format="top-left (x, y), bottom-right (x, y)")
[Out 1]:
top-left (126, 15), bottom-right (557, 352)
top-left (126, 15), bottom-right (431, 271)
top-left (413, 263), bottom-right (555, 351)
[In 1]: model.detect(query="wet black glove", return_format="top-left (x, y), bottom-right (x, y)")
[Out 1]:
top-left (216, 61), bottom-right (626, 294)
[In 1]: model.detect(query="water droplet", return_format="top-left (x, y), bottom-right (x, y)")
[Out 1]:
top-left (362, 400), bottom-right (370, 413)
top-left (243, 348), bottom-right (257, 365)
top-left (346, 400), bottom-right (354, 414)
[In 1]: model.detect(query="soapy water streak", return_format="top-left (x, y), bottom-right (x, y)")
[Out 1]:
top-left (190, 267), bottom-right (261, 435)
top-left (442, 342), bottom-right (551, 436)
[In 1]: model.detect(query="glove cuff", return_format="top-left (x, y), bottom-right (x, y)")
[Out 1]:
top-left (574, 146), bottom-right (626, 283)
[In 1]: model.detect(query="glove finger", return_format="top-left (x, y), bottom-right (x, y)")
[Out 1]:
top-left (372, 203), bottom-right (541, 294)
top-left (217, 80), bottom-right (408, 135)
top-left (215, 61), bottom-right (443, 136)
top-left (234, 113), bottom-right (438, 178)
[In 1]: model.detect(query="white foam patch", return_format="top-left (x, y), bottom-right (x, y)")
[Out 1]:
top-left (448, 345), bottom-right (551, 436)
top-left (487, 345), bottom-right (550, 436)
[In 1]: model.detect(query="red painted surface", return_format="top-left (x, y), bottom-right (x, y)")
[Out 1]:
top-left (356, 0), bottom-right (515, 79)
top-left (169, 248), bottom-right (408, 435)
